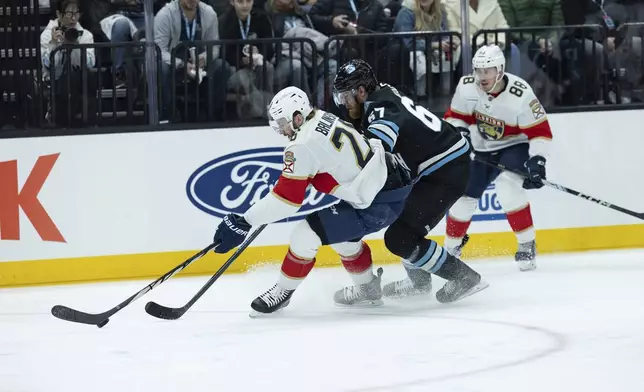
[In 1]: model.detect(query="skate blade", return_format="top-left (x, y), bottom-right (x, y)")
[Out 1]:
top-left (249, 300), bottom-right (290, 319)
top-left (458, 280), bottom-right (490, 301)
top-left (383, 287), bottom-right (432, 299)
top-left (249, 307), bottom-right (287, 319)
top-left (334, 299), bottom-right (384, 308)
top-left (517, 262), bottom-right (537, 272)
top-left (438, 280), bottom-right (490, 304)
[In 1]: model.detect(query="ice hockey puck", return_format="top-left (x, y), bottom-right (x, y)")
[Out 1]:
top-left (97, 319), bottom-right (109, 328)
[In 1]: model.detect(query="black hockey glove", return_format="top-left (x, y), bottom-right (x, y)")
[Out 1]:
top-left (213, 214), bottom-right (251, 253)
top-left (523, 155), bottom-right (546, 189)
top-left (384, 152), bottom-right (413, 189)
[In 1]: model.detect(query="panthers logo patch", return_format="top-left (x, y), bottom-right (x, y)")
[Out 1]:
top-left (475, 112), bottom-right (505, 141)
top-left (283, 150), bottom-right (296, 173)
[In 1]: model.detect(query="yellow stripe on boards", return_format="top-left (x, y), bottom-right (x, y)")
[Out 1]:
top-left (1, 224), bottom-right (643, 287)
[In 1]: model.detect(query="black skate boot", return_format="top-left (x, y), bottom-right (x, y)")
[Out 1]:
top-left (383, 267), bottom-right (432, 298)
top-left (250, 284), bottom-right (294, 317)
top-left (434, 254), bottom-right (489, 303)
top-left (515, 240), bottom-right (536, 272)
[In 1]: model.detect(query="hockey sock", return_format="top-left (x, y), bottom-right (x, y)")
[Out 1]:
top-left (332, 241), bottom-right (374, 285)
top-left (495, 172), bottom-right (536, 244)
top-left (506, 204), bottom-right (536, 243)
top-left (278, 249), bottom-right (316, 291)
top-left (445, 197), bottom-right (478, 249)
top-left (403, 238), bottom-right (448, 275)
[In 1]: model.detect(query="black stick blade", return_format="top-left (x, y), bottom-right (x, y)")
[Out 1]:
top-left (145, 301), bottom-right (184, 320)
top-left (51, 305), bottom-right (109, 326)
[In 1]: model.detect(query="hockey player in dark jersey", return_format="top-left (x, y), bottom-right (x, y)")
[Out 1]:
top-left (332, 59), bottom-right (488, 303)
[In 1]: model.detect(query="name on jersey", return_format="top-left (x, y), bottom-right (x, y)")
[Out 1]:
top-left (475, 111), bottom-right (505, 141)
top-left (314, 111), bottom-right (338, 136)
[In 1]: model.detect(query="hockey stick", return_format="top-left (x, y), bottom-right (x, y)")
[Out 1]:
top-left (475, 157), bottom-right (644, 221)
top-left (144, 224), bottom-right (268, 321)
top-left (50, 242), bottom-right (219, 328)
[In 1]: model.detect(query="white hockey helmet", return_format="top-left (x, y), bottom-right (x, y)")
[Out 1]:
top-left (472, 44), bottom-right (506, 91)
top-left (267, 86), bottom-right (313, 136)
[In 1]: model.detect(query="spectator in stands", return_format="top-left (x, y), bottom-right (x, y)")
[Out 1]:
top-left (155, 0), bottom-right (230, 121)
top-left (40, 0), bottom-right (96, 126)
top-left (561, 0), bottom-right (642, 103)
top-left (309, 0), bottom-right (390, 57)
top-left (497, 0), bottom-right (564, 56)
top-left (267, 0), bottom-right (338, 108)
top-left (497, 0), bottom-right (565, 105)
top-left (206, 0), bottom-right (269, 16)
top-left (443, 0), bottom-right (521, 74)
top-left (309, 0), bottom-right (390, 36)
top-left (98, 1), bottom-right (147, 87)
top-left (585, 0), bottom-right (642, 103)
top-left (219, 0), bottom-right (275, 118)
top-left (393, 0), bottom-right (460, 98)
top-left (383, 0), bottom-right (403, 17)
top-left (41, 0), bottom-right (95, 81)
top-left (309, 0), bottom-right (391, 103)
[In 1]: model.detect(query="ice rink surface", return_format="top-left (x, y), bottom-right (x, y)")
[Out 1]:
top-left (1, 249), bottom-right (644, 392)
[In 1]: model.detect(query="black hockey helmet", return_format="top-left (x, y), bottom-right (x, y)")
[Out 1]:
top-left (333, 59), bottom-right (378, 106)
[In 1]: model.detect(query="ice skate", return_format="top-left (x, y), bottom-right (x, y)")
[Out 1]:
top-left (250, 284), bottom-right (294, 317)
top-left (383, 267), bottom-right (432, 298)
top-left (436, 268), bottom-right (489, 303)
top-left (515, 240), bottom-right (536, 272)
top-left (334, 268), bottom-right (384, 307)
top-left (445, 234), bottom-right (470, 258)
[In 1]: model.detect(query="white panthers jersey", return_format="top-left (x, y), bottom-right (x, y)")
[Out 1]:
top-left (444, 73), bottom-right (552, 157)
top-left (244, 110), bottom-right (388, 226)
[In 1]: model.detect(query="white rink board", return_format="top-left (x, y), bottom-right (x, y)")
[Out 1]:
top-left (0, 109), bottom-right (642, 263)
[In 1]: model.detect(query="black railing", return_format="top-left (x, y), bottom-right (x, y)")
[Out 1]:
top-left (323, 31), bottom-right (462, 111)
top-left (167, 37), bottom-right (316, 123)
top-left (615, 22), bottom-right (644, 103)
top-left (47, 42), bottom-right (162, 128)
top-left (3, 25), bottom-right (644, 133)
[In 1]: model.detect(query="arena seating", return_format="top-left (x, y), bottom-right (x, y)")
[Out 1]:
top-left (1, 0), bottom-right (643, 132)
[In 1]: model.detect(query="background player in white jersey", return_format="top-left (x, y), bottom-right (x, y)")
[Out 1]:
top-left (211, 87), bottom-right (412, 315)
top-left (443, 44), bottom-right (553, 272)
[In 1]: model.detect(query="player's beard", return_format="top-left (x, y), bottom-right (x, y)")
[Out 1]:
top-left (348, 104), bottom-right (362, 120)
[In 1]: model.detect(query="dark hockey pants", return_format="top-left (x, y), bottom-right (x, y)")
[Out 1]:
top-left (384, 154), bottom-right (470, 263)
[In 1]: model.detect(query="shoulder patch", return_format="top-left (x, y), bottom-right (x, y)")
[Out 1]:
top-left (529, 98), bottom-right (545, 120)
top-left (283, 151), bottom-right (296, 174)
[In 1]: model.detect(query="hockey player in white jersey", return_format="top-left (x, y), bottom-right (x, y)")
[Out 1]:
top-left (211, 86), bottom-right (412, 315)
top-left (443, 44), bottom-right (553, 272)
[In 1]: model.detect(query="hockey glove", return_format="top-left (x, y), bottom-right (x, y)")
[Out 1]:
top-left (523, 155), bottom-right (546, 189)
top-left (213, 214), bottom-right (252, 253)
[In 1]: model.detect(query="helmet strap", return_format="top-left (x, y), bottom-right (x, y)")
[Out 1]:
top-left (476, 65), bottom-right (505, 94)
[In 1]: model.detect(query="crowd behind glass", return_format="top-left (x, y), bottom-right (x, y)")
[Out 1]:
top-left (2, 0), bottom-right (643, 129)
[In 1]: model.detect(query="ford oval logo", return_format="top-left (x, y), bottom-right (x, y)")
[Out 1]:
top-left (187, 147), bottom-right (339, 222)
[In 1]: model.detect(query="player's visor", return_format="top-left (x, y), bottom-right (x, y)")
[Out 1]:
top-left (473, 67), bottom-right (498, 80)
top-left (332, 89), bottom-right (357, 106)
top-left (267, 111), bottom-right (292, 135)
